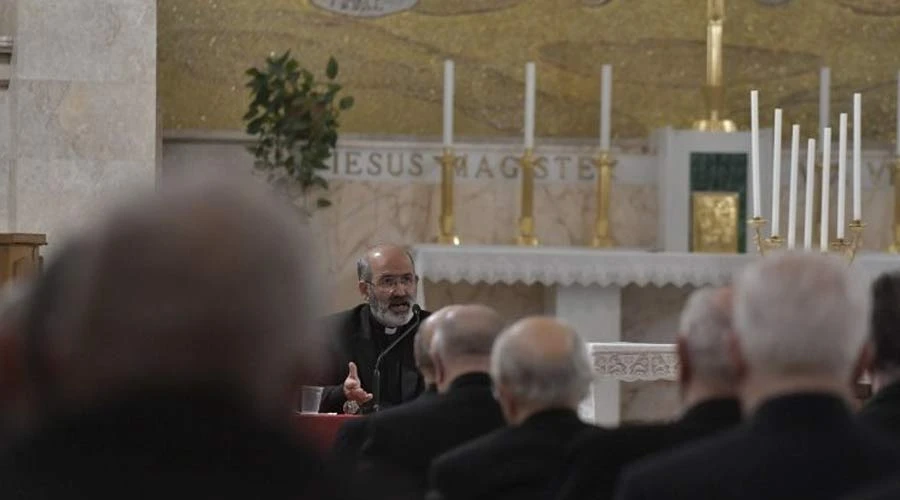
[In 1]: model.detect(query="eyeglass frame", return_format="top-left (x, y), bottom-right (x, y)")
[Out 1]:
top-left (363, 273), bottom-right (420, 292)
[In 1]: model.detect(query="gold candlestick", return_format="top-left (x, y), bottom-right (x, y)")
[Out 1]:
top-left (516, 148), bottom-right (539, 246)
top-left (436, 148), bottom-right (461, 245)
top-left (693, 0), bottom-right (736, 132)
top-left (748, 217), bottom-right (783, 256)
top-left (591, 150), bottom-right (616, 248)
top-left (888, 157), bottom-right (900, 253)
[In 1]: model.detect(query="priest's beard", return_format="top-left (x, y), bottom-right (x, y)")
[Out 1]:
top-left (368, 291), bottom-right (415, 328)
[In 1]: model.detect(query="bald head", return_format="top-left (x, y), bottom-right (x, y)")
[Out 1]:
top-left (678, 287), bottom-right (737, 384)
top-left (428, 305), bottom-right (504, 392)
top-left (414, 310), bottom-right (446, 385)
top-left (50, 175), bottom-right (320, 421)
top-left (491, 317), bottom-right (592, 424)
top-left (357, 244), bottom-right (418, 328)
top-left (357, 245), bottom-right (415, 282)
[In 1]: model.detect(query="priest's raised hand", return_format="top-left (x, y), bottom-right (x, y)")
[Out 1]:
top-left (344, 362), bottom-right (374, 405)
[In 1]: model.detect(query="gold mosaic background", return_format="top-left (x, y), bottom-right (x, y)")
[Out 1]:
top-left (158, 0), bottom-right (900, 142)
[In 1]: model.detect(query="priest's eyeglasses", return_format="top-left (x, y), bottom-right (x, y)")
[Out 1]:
top-left (366, 274), bottom-right (419, 292)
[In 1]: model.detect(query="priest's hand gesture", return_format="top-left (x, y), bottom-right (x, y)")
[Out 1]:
top-left (343, 362), bottom-right (373, 404)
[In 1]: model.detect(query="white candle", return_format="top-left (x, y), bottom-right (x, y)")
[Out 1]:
top-left (837, 113), bottom-right (848, 239)
top-left (524, 62), bottom-right (536, 149)
top-left (750, 90), bottom-right (762, 218)
top-left (771, 108), bottom-right (783, 237)
top-left (804, 138), bottom-right (816, 250)
top-left (787, 124), bottom-right (800, 249)
top-left (820, 127), bottom-right (832, 252)
top-left (442, 60), bottom-right (454, 147)
top-left (853, 93), bottom-right (862, 221)
top-left (600, 64), bottom-right (612, 151)
top-left (896, 71), bottom-right (900, 156)
top-left (819, 67), bottom-right (830, 141)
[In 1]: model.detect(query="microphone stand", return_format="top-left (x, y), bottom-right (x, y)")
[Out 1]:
top-left (371, 306), bottom-right (421, 412)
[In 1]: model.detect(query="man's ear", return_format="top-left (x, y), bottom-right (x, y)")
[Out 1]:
top-left (357, 281), bottom-right (368, 300)
top-left (431, 353), bottom-right (446, 390)
top-left (727, 331), bottom-right (748, 382)
top-left (676, 336), bottom-right (692, 387)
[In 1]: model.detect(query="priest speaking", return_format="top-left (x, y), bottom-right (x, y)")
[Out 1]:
top-left (318, 245), bottom-right (431, 414)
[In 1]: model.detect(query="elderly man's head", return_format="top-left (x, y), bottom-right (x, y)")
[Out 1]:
top-left (357, 245), bottom-right (418, 328)
top-left (414, 310), bottom-right (444, 387)
top-left (490, 317), bottom-right (592, 425)
top-left (429, 304), bottom-right (504, 393)
top-left (41, 175), bottom-right (321, 423)
top-left (677, 287), bottom-right (738, 405)
top-left (732, 252), bottom-right (870, 408)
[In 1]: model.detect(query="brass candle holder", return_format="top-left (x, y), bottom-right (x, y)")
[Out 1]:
top-left (436, 148), bottom-right (461, 245)
top-left (750, 217), bottom-right (864, 264)
top-left (515, 148), bottom-right (539, 246)
top-left (591, 150), bottom-right (616, 248)
top-left (748, 217), bottom-right (783, 256)
top-left (888, 157), bottom-right (900, 253)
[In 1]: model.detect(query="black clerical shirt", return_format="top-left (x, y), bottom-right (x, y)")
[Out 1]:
top-left (317, 303), bottom-right (431, 413)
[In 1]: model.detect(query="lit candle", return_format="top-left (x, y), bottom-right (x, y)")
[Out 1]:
top-left (820, 127), bottom-right (832, 252)
top-left (771, 108), bottom-right (783, 237)
top-left (524, 62), bottom-right (536, 149)
top-left (750, 90), bottom-right (762, 218)
top-left (804, 138), bottom-right (816, 250)
top-left (853, 93), bottom-right (862, 221)
top-left (442, 60), bottom-right (454, 147)
top-left (787, 124), bottom-right (800, 249)
top-left (819, 67), bottom-right (830, 141)
top-left (600, 64), bottom-right (612, 151)
top-left (837, 113), bottom-right (848, 239)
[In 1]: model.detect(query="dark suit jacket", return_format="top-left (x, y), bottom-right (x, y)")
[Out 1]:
top-left (331, 384), bottom-right (438, 464)
top-left (0, 387), bottom-right (349, 500)
top-left (319, 304), bottom-right (431, 413)
top-left (360, 373), bottom-right (505, 496)
top-left (428, 408), bottom-right (595, 500)
top-left (616, 393), bottom-right (900, 500)
top-left (858, 381), bottom-right (900, 438)
top-left (554, 398), bottom-right (741, 500)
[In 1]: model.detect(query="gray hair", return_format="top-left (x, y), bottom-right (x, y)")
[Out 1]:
top-left (490, 320), bottom-right (593, 408)
top-left (733, 252), bottom-right (870, 379)
top-left (356, 246), bottom-right (416, 281)
top-left (679, 288), bottom-right (736, 383)
top-left (431, 305), bottom-right (504, 362)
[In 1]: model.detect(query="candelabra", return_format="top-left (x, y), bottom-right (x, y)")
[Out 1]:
top-left (749, 217), bottom-right (864, 263)
top-left (516, 148), bottom-right (539, 246)
top-left (591, 150), bottom-right (616, 248)
top-left (435, 148), bottom-right (460, 245)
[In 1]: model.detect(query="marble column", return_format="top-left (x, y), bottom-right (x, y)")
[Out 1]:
top-left (8, 0), bottom-right (156, 244)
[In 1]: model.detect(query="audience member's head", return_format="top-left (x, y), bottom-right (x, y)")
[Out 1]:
top-left (36, 175), bottom-right (322, 426)
top-left (490, 317), bottom-right (592, 425)
top-left (414, 310), bottom-right (444, 387)
top-left (429, 304), bottom-right (504, 393)
top-left (357, 244), bottom-right (418, 328)
top-left (732, 252), bottom-right (870, 410)
top-left (869, 271), bottom-right (900, 392)
top-left (676, 286), bottom-right (738, 407)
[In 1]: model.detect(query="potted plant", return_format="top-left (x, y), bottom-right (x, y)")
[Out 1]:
top-left (243, 51), bottom-right (354, 216)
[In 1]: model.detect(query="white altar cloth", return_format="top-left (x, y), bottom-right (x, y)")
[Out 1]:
top-left (413, 245), bottom-right (900, 424)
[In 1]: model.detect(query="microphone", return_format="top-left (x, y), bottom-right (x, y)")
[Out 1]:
top-left (372, 305), bottom-right (421, 412)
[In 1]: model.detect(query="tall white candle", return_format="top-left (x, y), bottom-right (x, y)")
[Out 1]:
top-left (819, 67), bottom-right (830, 141)
top-left (524, 62), bottom-right (536, 149)
top-left (750, 90), bottom-right (762, 218)
top-left (771, 108), bottom-right (783, 237)
top-left (804, 138), bottom-right (816, 250)
top-left (837, 113), bottom-right (848, 239)
top-left (896, 71), bottom-right (900, 156)
top-left (853, 93), bottom-right (862, 221)
top-left (600, 64), bottom-right (613, 151)
top-left (820, 127), bottom-right (832, 252)
top-left (787, 124), bottom-right (800, 250)
top-left (442, 60), bottom-right (454, 147)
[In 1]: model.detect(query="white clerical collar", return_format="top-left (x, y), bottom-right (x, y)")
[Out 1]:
top-left (384, 326), bottom-right (398, 335)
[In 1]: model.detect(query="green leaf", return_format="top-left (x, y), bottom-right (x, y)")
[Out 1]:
top-left (316, 198), bottom-right (332, 208)
top-left (339, 96), bottom-right (355, 110)
top-left (326, 57), bottom-right (338, 79)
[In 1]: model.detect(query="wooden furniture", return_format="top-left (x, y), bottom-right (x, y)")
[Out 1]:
top-left (293, 413), bottom-right (360, 451)
top-left (0, 233), bottom-right (47, 285)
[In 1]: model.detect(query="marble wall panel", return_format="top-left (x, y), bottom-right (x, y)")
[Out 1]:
top-left (15, 0), bottom-right (155, 83)
top-left (423, 281), bottom-right (545, 324)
